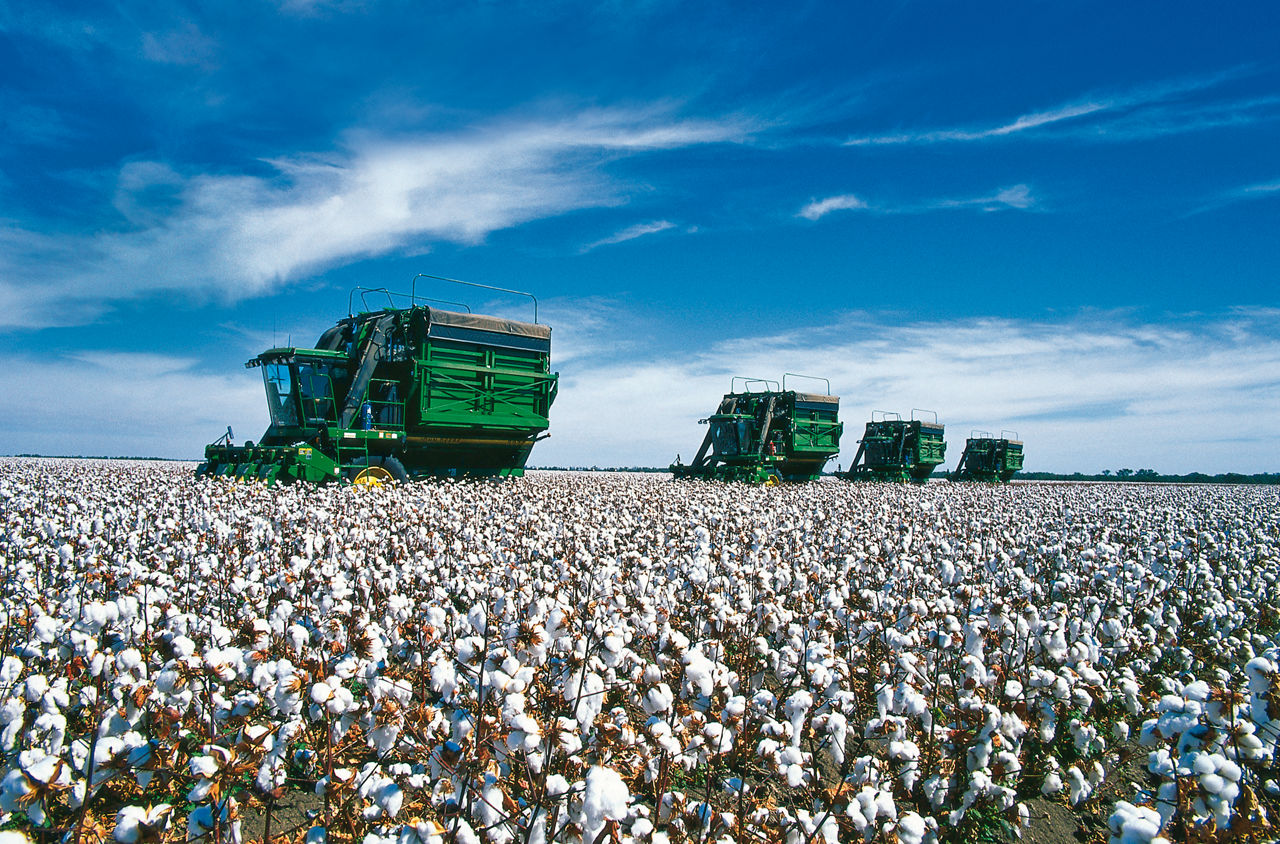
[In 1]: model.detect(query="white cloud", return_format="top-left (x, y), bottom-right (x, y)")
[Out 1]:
top-left (1186, 176), bottom-right (1280, 216)
top-left (847, 101), bottom-right (1108, 146)
top-left (844, 69), bottom-right (1276, 147)
top-left (0, 107), bottom-right (754, 329)
top-left (0, 352), bottom-right (265, 459)
top-left (797, 194), bottom-right (867, 220)
top-left (1241, 180), bottom-right (1280, 195)
top-left (579, 220), bottom-right (676, 253)
top-left (798, 185), bottom-right (1035, 218)
top-left (932, 183), bottom-right (1036, 211)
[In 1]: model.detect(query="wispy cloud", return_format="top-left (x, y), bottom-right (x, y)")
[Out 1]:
top-left (847, 101), bottom-right (1108, 146)
top-left (845, 69), bottom-right (1277, 146)
top-left (579, 220), bottom-right (676, 253)
top-left (798, 194), bottom-right (867, 220)
top-left (0, 107), bottom-right (754, 330)
top-left (1188, 177), bottom-right (1280, 215)
top-left (930, 183), bottom-right (1036, 211)
top-left (799, 184), bottom-right (1036, 219)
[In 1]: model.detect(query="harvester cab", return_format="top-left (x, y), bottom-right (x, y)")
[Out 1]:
top-left (196, 274), bottom-right (559, 485)
top-left (843, 409), bottom-right (946, 483)
top-left (669, 374), bottom-right (842, 484)
top-left (949, 430), bottom-right (1024, 482)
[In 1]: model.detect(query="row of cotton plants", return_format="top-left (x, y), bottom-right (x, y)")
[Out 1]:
top-left (0, 458), bottom-right (1276, 844)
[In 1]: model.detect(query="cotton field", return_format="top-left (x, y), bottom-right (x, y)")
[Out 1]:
top-left (0, 459), bottom-right (1277, 844)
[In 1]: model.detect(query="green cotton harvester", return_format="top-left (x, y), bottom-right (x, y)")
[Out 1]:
top-left (950, 430), bottom-right (1025, 482)
top-left (669, 375), bottom-right (843, 484)
top-left (196, 274), bottom-right (558, 485)
top-left (842, 409), bottom-right (946, 483)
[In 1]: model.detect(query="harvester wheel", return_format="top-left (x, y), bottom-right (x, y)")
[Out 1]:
top-left (381, 455), bottom-right (409, 483)
top-left (347, 456), bottom-right (409, 487)
top-left (352, 465), bottom-right (393, 487)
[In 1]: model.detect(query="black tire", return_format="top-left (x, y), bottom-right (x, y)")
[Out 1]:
top-left (382, 455), bottom-right (409, 483)
top-left (346, 455), bottom-right (410, 485)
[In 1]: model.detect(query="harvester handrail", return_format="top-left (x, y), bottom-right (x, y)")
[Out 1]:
top-left (412, 273), bottom-right (539, 323)
top-left (732, 377), bottom-right (780, 393)
top-left (782, 373), bottom-right (831, 395)
top-left (871, 410), bottom-right (902, 422)
top-left (348, 286), bottom-right (473, 316)
top-left (1001, 429), bottom-right (1020, 441)
top-left (911, 408), bottom-right (939, 423)
top-left (971, 429), bottom-right (993, 439)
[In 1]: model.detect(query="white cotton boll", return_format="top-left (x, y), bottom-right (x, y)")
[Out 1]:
top-left (1066, 766), bottom-right (1090, 805)
top-left (310, 682), bottom-right (334, 706)
top-left (642, 684), bottom-right (674, 715)
top-left (897, 812), bottom-right (929, 844)
top-left (171, 636), bottom-right (196, 660)
top-left (190, 755), bottom-right (219, 779)
top-left (580, 767), bottom-right (628, 844)
top-left (1108, 801), bottom-right (1164, 844)
top-left (1148, 749), bottom-right (1174, 778)
top-left (544, 774), bottom-right (570, 797)
top-left (783, 690), bottom-right (812, 746)
top-left (825, 712), bottom-right (848, 767)
top-left (114, 804), bottom-right (172, 843)
top-left (0, 657), bottom-right (22, 686)
top-left (1199, 773), bottom-right (1225, 795)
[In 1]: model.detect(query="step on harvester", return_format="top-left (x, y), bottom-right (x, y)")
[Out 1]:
top-left (949, 430), bottom-right (1024, 483)
top-left (197, 274), bottom-right (559, 485)
top-left (842, 409), bottom-right (946, 483)
top-left (670, 375), bottom-right (843, 484)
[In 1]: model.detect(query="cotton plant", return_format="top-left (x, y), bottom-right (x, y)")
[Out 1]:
top-left (0, 459), bottom-right (1278, 841)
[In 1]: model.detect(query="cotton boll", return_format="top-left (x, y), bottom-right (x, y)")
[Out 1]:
top-left (114, 804), bottom-right (172, 843)
top-left (896, 811), bottom-right (931, 844)
top-left (1066, 766), bottom-right (1091, 805)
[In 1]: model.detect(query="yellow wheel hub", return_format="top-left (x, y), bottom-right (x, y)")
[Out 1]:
top-left (353, 465), bottom-right (394, 487)
top-left (764, 474), bottom-right (781, 486)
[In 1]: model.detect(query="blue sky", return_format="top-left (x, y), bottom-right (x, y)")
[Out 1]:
top-left (1, 1), bottom-right (1277, 472)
